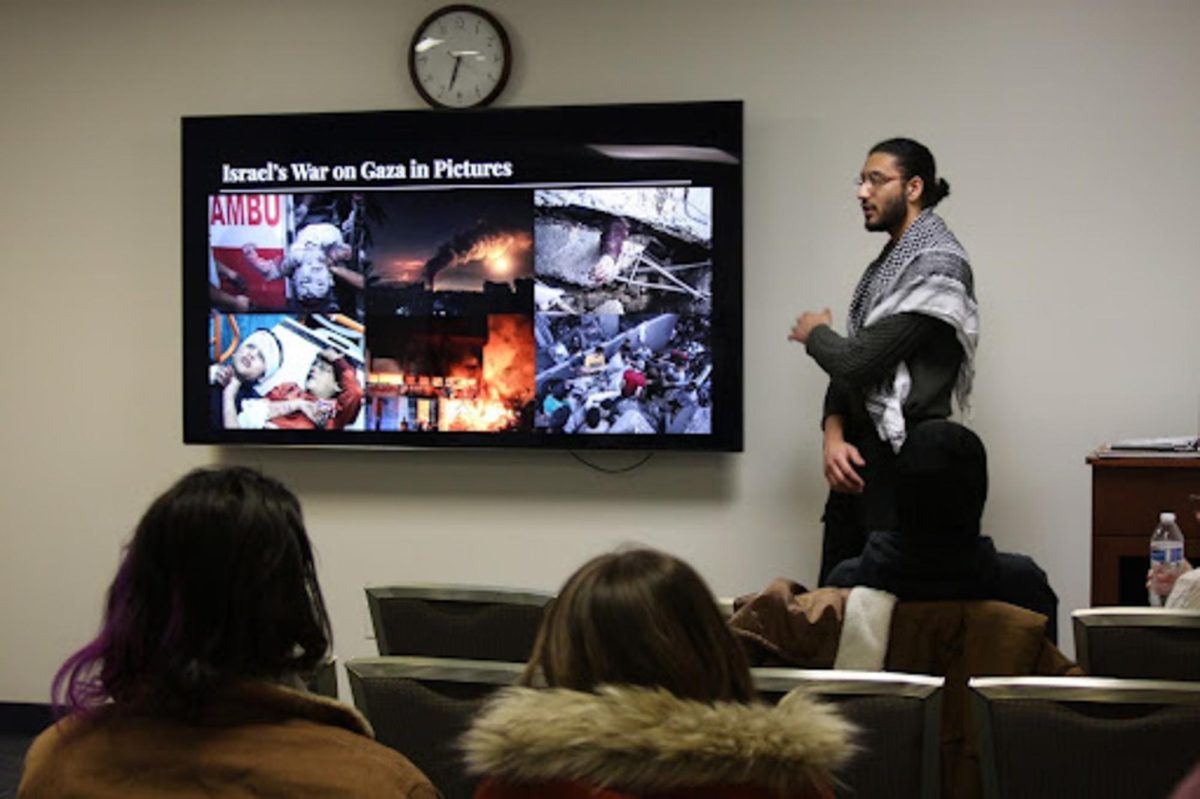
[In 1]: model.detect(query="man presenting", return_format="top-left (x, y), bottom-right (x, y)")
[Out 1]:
top-left (789, 138), bottom-right (978, 583)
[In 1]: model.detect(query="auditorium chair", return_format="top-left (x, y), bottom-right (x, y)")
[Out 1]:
top-left (970, 675), bottom-right (1200, 799)
top-left (1072, 607), bottom-right (1200, 681)
top-left (365, 584), bottom-right (553, 661)
top-left (346, 656), bottom-right (525, 799)
top-left (752, 667), bottom-right (944, 799)
top-left (303, 656), bottom-right (338, 698)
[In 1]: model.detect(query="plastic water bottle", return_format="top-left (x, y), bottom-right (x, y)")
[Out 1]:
top-left (1149, 512), bottom-right (1185, 606)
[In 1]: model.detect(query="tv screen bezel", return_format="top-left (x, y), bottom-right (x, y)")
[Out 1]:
top-left (183, 100), bottom-right (743, 452)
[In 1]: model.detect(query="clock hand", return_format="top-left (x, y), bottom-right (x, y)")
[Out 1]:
top-left (448, 54), bottom-right (462, 92)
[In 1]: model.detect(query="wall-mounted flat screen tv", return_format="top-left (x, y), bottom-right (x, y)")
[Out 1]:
top-left (183, 101), bottom-right (742, 451)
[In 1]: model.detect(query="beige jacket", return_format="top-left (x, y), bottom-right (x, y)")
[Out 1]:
top-left (19, 681), bottom-right (439, 799)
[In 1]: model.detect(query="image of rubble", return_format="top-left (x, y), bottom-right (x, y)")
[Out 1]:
top-left (533, 187), bottom-right (713, 317)
top-left (366, 314), bottom-right (535, 433)
top-left (534, 312), bottom-right (712, 435)
top-left (364, 190), bottom-right (534, 317)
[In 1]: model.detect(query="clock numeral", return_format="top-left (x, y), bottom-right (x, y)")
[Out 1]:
top-left (455, 16), bottom-right (464, 29)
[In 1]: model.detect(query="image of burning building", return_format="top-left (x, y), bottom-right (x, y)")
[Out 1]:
top-left (533, 312), bottom-right (712, 436)
top-left (533, 187), bottom-right (713, 317)
top-left (366, 314), bottom-right (535, 432)
top-left (364, 190), bottom-right (534, 317)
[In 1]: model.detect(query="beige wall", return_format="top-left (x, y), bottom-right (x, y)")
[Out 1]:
top-left (2, 0), bottom-right (1198, 701)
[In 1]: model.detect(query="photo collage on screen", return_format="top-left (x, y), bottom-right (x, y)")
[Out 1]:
top-left (206, 186), bottom-right (713, 436)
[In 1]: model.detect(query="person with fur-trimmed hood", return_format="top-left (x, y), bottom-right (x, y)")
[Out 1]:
top-left (461, 548), bottom-right (855, 799)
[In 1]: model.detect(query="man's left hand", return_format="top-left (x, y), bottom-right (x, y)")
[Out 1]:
top-left (788, 308), bottom-right (833, 344)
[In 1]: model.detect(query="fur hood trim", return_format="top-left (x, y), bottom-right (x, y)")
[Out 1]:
top-left (461, 685), bottom-right (856, 793)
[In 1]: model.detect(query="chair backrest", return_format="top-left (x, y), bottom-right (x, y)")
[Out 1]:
top-left (303, 657), bottom-right (338, 698)
top-left (970, 676), bottom-right (1200, 799)
top-left (346, 656), bottom-right (525, 799)
top-left (1072, 607), bottom-right (1200, 680)
top-left (365, 584), bottom-right (553, 660)
top-left (751, 668), bottom-right (944, 799)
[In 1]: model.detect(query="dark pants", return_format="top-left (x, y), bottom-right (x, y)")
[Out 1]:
top-left (818, 434), bottom-right (898, 585)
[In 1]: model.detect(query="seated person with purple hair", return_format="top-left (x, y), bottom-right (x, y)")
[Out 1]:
top-left (826, 420), bottom-right (1060, 641)
top-left (19, 467), bottom-right (436, 798)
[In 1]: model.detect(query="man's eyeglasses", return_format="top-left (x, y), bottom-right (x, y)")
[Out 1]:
top-left (855, 172), bottom-right (906, 190)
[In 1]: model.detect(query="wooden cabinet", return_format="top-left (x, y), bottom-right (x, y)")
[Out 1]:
top-left (1087, 451), bottom-right (1200, 605)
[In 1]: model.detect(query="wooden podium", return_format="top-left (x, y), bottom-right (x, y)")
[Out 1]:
top-left (1087, 449), bottom-right (1200, 605)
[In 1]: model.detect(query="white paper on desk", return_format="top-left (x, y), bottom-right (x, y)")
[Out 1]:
top-left (1109, 436), bottom-right (1200, 452)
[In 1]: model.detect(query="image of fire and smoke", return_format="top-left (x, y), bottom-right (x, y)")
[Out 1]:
top-left (366, 315), bottom-right (535, 432)
top-left (208, 313), bottom-right (366, 432)
top-left (533, 187), bottom-right (713, 317)
top-left (208, 193), bottom-right (374, 320)
top-left (363, 190), bottom-right (534, 317)
top-left (534, 313), bottom-right (712, 435)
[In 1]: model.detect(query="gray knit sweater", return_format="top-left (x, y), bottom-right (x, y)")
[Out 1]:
top-left (807, 312), bottom-right (963, 443)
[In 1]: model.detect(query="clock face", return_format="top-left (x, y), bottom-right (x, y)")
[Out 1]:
top-left (410, 5), bottom-right (511, 109)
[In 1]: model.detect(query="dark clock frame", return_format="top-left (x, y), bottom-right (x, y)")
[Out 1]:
top-left (408, 4), bottom-right (513, 109)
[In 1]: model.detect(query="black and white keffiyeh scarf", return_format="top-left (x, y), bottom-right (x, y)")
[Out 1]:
top-left (846, 210), bottom-right (978, 452)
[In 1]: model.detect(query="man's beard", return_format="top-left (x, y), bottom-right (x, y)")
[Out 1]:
top-left (865, 192), bottom-right (907, 233)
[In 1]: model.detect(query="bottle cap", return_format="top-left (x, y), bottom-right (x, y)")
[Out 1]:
top-left (1161, 512), bottom-right (1177, 523)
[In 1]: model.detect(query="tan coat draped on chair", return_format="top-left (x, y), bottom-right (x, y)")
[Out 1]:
top-left (730, 580), bottom-right (1082, 799)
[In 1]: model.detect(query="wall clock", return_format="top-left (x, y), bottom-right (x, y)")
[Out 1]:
top-left (409, 5), bottom-right (512, 109)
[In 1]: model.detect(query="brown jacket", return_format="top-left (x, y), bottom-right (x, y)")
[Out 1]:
top-left (19, 681), bottom-right (439, 799)
top-left (731, 580), bottom-right (1082, 799)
